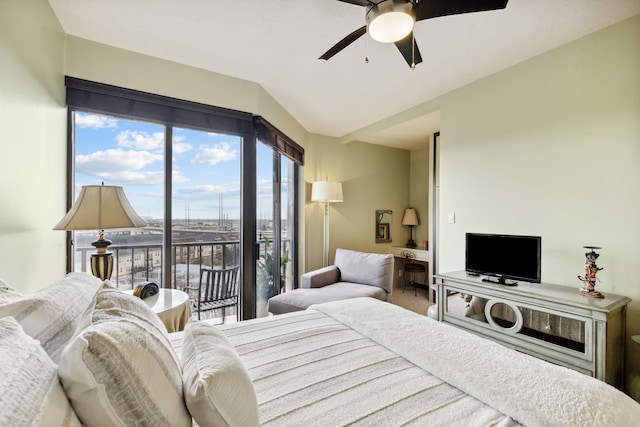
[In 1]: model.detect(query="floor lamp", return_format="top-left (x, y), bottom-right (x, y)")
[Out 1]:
top-left (311, 181), bottom-right (343, 267)
top-left (54, 184), bottom-right (147, 280)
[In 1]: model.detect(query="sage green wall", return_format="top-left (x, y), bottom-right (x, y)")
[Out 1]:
top-left (436, 15), bottom-right (640, 374)
top-left (0, 0), bottom-right (67, 294)
top-left (409, 144), bottom-right (430, 247)
top-left (64, 36), bottom-right (309, 149)
top-left (305, 134), bottom-right (410, 271)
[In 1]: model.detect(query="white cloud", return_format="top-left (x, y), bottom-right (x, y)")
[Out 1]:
top-left (75, 113), bottom-right (118, 129)
top-left (173, 170), bottom-right (189, 183)
top-left (116, 130), bottom-right (165, 151)
top-left (191, 142), bottom-right (238, 165)
top-left (97, 170), bottom-right (165, 186)
top-left (173, 141), bottom-right (193, 155)
top-left (76, 149), bottom-right (163, 175)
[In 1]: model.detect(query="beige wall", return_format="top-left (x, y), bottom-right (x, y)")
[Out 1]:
top-left (436, 15), bottom-right (640, 374)
top-left (0, 0), bottom-right (67, 293)
top-left (304, 134), bottom-right (410, 271)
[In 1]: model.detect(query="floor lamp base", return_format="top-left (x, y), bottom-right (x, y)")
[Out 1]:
top-left (322, 201), bottom-right (330, 267)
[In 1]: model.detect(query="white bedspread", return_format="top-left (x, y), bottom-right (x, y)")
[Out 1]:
top-left (312, 298), bottom-right (640, 426)
top-left (171, 298), bottom-right (640, 426)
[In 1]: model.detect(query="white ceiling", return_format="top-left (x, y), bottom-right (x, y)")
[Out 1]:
top-left (48, 0), bottom-right (640, 150)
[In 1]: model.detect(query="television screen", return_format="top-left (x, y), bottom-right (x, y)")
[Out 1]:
top-left (465, 233), bottom-right (541, 284)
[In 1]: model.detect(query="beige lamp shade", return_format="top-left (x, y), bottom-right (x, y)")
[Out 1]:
top-left (311, 181), bottom-right (343, 203)
top-left (402, 208), bottom-right (419, 226)
top-left (54, 184), bottom-right (146, 281)
top-left (54, 185), bottom-right (146, 231)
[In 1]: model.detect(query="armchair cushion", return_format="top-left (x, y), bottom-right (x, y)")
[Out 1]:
top-left (334, 248), bottom-right (394, 293)
top-left (300, 266), bottom-right (340, 288)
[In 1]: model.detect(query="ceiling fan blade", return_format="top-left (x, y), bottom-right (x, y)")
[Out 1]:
top-left (336, 0), bottom-right (375, 6)
top-left (394, 32), bottom-right (423, 68)
top-left (319, 25), bottom-right (367, 60)
top-left (415, 0), bottom-right (509, 21)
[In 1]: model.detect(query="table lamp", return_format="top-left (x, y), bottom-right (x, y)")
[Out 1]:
top-left (54, 184), bottom-right (147, 280)
top-left (402, 207), bottom-right (419, 248)
top-left (311, 181), bottom-right (343, 266)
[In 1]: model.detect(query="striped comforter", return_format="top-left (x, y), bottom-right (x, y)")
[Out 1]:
top-left (170, 298), bottom-right (640, 427)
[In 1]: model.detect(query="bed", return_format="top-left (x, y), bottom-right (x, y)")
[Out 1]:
top-left (2, 274), bottom-right (639, 427)
top-left (171, 297), bottom-right (640, 426)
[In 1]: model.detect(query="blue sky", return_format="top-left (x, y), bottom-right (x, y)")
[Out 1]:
top-left (74, 112), bottom-right (283, 221)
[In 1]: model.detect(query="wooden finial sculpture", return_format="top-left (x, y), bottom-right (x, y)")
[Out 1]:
top-left (578, 246), bottom-right (604, 298)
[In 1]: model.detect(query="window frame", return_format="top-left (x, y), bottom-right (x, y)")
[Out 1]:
top-left (64, 77), bottom-right (303, 320)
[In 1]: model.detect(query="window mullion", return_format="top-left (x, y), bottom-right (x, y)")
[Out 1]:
top-left (272, 151), bottom-right (281, 294)
top-left (163, 126), bottom-right (173, 288)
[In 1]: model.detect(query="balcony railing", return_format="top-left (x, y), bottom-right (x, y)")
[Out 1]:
top-left (73, 240), bottom-right (241, 291)
top-left (72, 238), bottom-right (289, 292)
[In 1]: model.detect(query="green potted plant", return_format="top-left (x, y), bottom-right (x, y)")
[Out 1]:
top-left (257, 237), bottom-right (289, 300)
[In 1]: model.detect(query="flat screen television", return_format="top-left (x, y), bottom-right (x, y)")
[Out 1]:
top-left (465, 233), bottom-right (541, 285)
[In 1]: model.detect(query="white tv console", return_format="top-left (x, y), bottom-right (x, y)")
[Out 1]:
top-left (434, 271), bottom-right (630, 389)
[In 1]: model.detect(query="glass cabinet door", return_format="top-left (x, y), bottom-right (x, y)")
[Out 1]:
top-left (443, 291), bottom-right (590, 359)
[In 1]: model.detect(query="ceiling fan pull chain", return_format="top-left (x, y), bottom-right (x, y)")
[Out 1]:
top-left (365, 30), bottom-right (369, 63)
top-left (411, 31), bottom-right (416, 69)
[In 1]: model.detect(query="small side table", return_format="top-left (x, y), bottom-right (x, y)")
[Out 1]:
top-left (391, 246), bottom-right (434, 301)
top-left (125, 288), bottom-right (191, 333)
top-left (629, 336), bottom-right (640, 402)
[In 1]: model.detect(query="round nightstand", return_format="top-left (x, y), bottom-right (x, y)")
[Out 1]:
top-left (629, 336), bottom-right (640, 402)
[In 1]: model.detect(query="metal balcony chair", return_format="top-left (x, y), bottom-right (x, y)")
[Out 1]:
top-left (184, 266), bottom-right (239, 322)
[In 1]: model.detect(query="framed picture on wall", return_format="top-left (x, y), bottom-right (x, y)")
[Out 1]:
top-left (377, 223), bottom-right (389, 242)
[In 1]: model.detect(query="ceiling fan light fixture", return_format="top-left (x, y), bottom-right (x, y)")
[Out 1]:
top-left (367, 0), bottom-right (415, 43)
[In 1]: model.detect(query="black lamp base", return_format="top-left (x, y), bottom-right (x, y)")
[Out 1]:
top-left (405, 225), bottom-right (417, 248)
top-left (91, 231), bottom-right (114, 280)
top-left (91, 252), bottom-right (113, 281)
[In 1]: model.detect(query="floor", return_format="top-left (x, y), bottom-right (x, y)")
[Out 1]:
top-left (192, 281), bottom-right (434, 324)
top-left (389, 281), bottom-right (434, 316)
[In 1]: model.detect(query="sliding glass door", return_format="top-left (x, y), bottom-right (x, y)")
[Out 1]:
top-left (65, 77), bottom-right (303, 321)
top-left (72, 114), bottom-right (242, 293)
top-left (72, 113), bottom-right (166, 286)
top-left (254, 141), bottom-right (297, 318)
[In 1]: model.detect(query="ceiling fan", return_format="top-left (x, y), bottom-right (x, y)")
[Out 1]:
top-left (320, 0), bottom-right (509, 68)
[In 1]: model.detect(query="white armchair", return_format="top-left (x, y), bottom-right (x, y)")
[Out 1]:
top-left (268, 248), bottom-right (394, 315)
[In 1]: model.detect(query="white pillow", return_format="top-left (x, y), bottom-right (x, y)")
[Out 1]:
top-left (58, 288), bottom-right (191, 427)
top-left (92, 287), bottom-right (168, 333)
top-left (0, 316), bottom-right (82, 427)
top-left (0, 280), bottom-right (24, 304)
top-left (182, 322), bottom-right (259, 427)
top-left (0, 272), bottom-right (104, 363)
